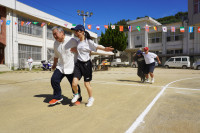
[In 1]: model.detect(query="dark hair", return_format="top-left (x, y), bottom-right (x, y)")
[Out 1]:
top-left (84, 31), bottom-right (92, 40)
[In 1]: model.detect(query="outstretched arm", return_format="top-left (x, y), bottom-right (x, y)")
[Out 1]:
top-left (97, 45), bottom-right (114, 52)
top-left (156, 56), bottom-right (161, 64)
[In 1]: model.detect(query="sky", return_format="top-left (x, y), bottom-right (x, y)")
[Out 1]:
top-left (17, 0), bottom-right (188, 36)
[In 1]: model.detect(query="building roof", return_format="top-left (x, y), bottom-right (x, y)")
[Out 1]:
top-left (0, 0), bottom-right (97, 38)
top-left (127, 17), bottom-right (162, 26)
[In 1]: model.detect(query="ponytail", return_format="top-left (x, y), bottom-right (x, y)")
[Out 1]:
top-left (84, 31), bottom-right (92, 40)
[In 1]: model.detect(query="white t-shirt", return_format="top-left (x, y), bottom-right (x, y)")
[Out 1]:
top-left (143, 52), bottom-right (157, 64)
top-left (27, 58), bottom-right (33, 64)
top-left (77, 39), bottom-right (98, 62)
top-left (54, 36), bottom-right (78, 74)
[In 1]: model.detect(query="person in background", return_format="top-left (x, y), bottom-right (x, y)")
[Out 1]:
top-left (133, 50), bottom-right (146, 82)
top-left (27, 57), bottom-right (33, 71)
top-left (143, 47), bottom-right (161, 84)
top-left (71, 24), bottom-right (114, 107)
top-left (49, 26), bottom-right (82, 105)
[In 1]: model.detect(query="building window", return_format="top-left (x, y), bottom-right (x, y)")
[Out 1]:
top-left (18, 15), bottom-right (43, 38)
top-left (167, 29), bottom-right (183, 42)
top-left (190, 32), bottom-right (194, 40)
top-left (47, 48), bottom-right (54, 61)
top-left (47, 25), bottom-right (54, 40)
top-left (194, 0), bottom-right (199, 14)
top-left (18, 44), bottom-right (42, 61)
top-left (148, 32), bottom-right (162, 43)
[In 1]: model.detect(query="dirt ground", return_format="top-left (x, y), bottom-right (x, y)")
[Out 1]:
top-left (0, 67), bottom-right (200, 133)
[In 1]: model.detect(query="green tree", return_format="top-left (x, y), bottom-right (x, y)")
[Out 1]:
top-left (99, 24), bottom-right (127, 51)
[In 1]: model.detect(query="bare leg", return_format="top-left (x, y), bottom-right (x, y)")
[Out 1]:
top-left (150, 72), bottom-right (154, 78)
top-left (84, 82), bottom-right (92, 97)
top-left (72, 78), bottom-right (79, 94)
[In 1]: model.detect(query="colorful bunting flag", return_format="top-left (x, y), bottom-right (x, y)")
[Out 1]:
top-left (21, 21), bottom-right (24, 26)
top-left (162, 26), bottom-right (167, 32)
top-left (26, 22), bottom-right (31, 25)
top-left (119, 26), bottom-right (123, 31)
top-left (87, 24), bottom-right (92, 29)
top-left (72, 24), bottom-right (76, 27)
top-left (171, 26), bottom-right (175, 32)
top-left (6, 20), bottom-right (11, 25)
top-left (145, 26), bottom-right (149, 32)
top-left (15, 22), bottom-right (17, 25)
top-left (33, 22), bottom-right (39, 24)
top-left (64, 24), bottom-right (68, 27)
top-left (180, 27), bottom-right (185, 32)
top-left (48, 23), bottom-right (51, 25)
top-left (136, 26), bottom-right (141, 31)
top-left (128, 26), bottom-right (132, 32)
top-left (153, 26), bottom-right (157, 31)
top-left (96, 25), bottom-right (100, 30)
top-left (111, 25), bottom-right (115, 29)
top-left (198, 27), bottom-right (200, 33)
top-left (104, 25), bottom-right (108, 29)
top-left (41, 22), bottom-right (45, 27)
top-left (189, 26), bottom-right (193, 33)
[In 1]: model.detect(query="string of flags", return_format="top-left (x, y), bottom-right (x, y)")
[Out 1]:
top-left (1, 19), bottom-right (200, 33)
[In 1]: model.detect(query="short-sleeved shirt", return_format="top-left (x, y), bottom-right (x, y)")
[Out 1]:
top-left (142, 52), bottom-right (157, 64)
top-left (54, 36), bottom-right (78, 74)
top-left (77, 39), bottom-right (98, 62)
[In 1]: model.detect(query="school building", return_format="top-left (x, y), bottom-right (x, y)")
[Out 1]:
top-left (126, 0), bottom-right (200, 65)
top-left (0, 0), bottom-right (98, 70)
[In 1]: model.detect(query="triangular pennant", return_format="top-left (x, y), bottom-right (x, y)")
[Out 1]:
top-left (111, 25), bottom-right (115, 29)
top-left (171, 27), bottom-right (175, 32)
top-left (119, 26), bottom-right (123, 31)
top-left (198, 27), bottom-right (200, 33)
top-left (136, 26), bottom-right (141, 31)
top-left (104, 25), bottom-right (108, 29)
top-left (0, 20), bottom-right (3, 25)
top-left (64, 24), bottom-right (68, 27)
top-left (6, 20), bottom-right (11, 25)
top-left (33, 22), bottom-right (39, 24)
top-left (189, 26), bottom-right (193, 33)
top-left (153, 26), bottom-right (157, 31)
top-left (21, 21), bottom-right (24, 26)
top-left (96, 25), bottom-right (100, 30)
top-left (72, 24), bottom-right (76, 27)
top-left (180, 27), bottom-right (185, 32)
top-left (145, 26), bottom-right (149, 32)
top-left (128, 26), bottom-right (132, 32)
top-left (162, 26), bottom-right (167, 32)
top-left (26, 22), bottom-right (31, 25)
top-left (41, 22), bottom-right (45, 27)
top-left (87, 24), bottom-right (92, 29)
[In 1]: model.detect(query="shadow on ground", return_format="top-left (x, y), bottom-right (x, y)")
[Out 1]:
top-left (117, 79), bottom-right (141, 83)
top-left (34, 94), bottom-right (72, 107)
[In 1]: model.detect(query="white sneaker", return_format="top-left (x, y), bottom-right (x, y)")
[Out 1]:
top-left (86, 97), bottom-right (94, 107)
top-left (151, 78), bottom-right (155, 84)
top-left (145, 79), bottom-right (150, 83)
top-left (71, 94), bottom-right (80, 103)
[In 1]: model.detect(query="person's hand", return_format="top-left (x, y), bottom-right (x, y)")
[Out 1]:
top-left (158, 61), bottom-right (161, 64)
top-left (105, 46), bottom-right (114, 52)
top-left (70, 47), bottom-right (77, 53)
top-left (52, 65), bottom-right (56, 70)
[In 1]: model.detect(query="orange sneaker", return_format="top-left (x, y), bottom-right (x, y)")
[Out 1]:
top-left (74, 101), bottom-right (81, 106)
top-left (49, 98), bottom-right (63, 105)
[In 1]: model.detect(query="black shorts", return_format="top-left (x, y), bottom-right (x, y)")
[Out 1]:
top-left (74, 60), bottom-right (92, 82)
top-left (145, 62), bottom-right (155, 74)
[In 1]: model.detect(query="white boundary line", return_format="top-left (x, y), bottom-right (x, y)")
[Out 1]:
top-left (125, 77), bottom-right (200, 133)
top-left (93, 80), bottom-right (200, 91)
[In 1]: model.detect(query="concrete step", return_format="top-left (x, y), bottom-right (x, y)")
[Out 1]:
top-left (0, 65), bottom-right (12, 72)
